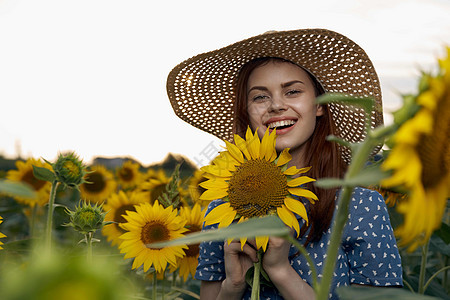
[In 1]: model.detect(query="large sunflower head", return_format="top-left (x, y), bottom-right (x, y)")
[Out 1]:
top-left (102, 190), bottom-right (149, 247)
top-left (80, 165), bottom-right (117, 204)
top-left (170, 203), bottom-right (205, 281)
top-left (6, 158), bottom-right (52, 207)
top-left (118, 201), bottom-right (188, 273)
top-left (382, 47), bottom-right (450, 251)
top-left (116, 160), bottom-right (143, 190)
top-left (200, 127), bottom-right (317, 251)
top-left (0, 216), bottom-right (5, 250)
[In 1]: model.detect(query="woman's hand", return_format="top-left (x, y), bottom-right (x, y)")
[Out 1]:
top-left (262, 236), bottom-right (292, 274)
top-left (220, 240), bottom-right (259, 298)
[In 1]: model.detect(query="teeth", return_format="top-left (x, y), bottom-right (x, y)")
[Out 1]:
top-left (267, 120), bottom-right (296, 129)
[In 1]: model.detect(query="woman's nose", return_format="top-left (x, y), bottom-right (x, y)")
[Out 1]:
top-left (269, 95), bottom-right (287, 112)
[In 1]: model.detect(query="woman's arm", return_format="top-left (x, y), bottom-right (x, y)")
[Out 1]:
top-left (263, 236), bottom-right (316, 300)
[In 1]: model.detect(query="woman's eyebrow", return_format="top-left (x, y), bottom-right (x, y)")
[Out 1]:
top-left (281, 80), bottom-right (305, 88)
top-left (247, 86), bottom-right (268, 95)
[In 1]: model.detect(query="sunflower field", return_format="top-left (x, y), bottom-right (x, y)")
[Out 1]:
top-left (0, 50), bottom-right (449, 300)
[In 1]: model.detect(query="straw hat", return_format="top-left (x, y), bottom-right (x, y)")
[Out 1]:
top-left (166, 28), bottom-right (383, 163)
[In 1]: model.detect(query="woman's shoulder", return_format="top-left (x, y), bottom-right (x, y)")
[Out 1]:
top-left (342, 187), bottom-right (388, 221)
top-left (349, 187), bottom-right (384, 204)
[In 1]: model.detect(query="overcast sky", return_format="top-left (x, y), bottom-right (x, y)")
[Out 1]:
top-left (1, 0), bottom-right (449, 167)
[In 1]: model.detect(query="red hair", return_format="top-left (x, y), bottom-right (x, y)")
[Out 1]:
top-left (233, 57), bottom-right (347, 244)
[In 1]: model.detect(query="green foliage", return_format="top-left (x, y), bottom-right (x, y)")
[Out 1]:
top-left (0, 180), bottom-right (36, 198)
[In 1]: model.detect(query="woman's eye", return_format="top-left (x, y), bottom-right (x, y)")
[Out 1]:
top-left (286, 89), bottom-right (301, 96)
top-left (252, 95), bottom-right (268, 101)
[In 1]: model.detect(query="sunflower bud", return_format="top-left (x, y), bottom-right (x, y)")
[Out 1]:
top-left (65, 201), bottom-right (108, 235)
top-left (52, 152), bottom-right (87, 189)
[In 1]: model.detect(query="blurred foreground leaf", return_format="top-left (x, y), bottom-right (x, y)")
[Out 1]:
top-left (0, 180), bottom-right (36, 198)
top-left (149, 215), bottom-right (289, 248)
top-left (338, 285), bottom-right (440, 300)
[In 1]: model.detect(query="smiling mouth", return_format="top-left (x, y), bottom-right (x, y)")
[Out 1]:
top-left (267, 120), bottom-right (297, 130)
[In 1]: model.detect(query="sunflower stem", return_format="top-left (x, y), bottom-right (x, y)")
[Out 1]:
top-left (424, 265), bottom-right (450, 293)
top-left (29, 204), bottom-right (38, 238)
top-left (161, 269), bottom-right (165, 300)
top-left (250, 249), bottom-right (262, 300)
top-left (45, 180), bottom-right (59, 253)
top-left (316, 136), bottom-right (378, 300)
top-left (153, 271), bottom-right (157, 300)
top-left (86, 232), bottom-right (93, 263)
top-left (172, 270), bottom-right (177, 287)
top-left (418, 237), bottom-right (430, 294)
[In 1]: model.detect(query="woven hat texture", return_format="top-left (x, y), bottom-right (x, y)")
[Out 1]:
top-left (166, 28), bottom-right (383, 163)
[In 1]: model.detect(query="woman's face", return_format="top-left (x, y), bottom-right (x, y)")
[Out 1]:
top-left (246, 60), bottom-right (323, 158)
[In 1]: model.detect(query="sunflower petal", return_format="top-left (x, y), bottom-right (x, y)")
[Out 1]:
top-left (256, 236), bottom-right (269, 252)
top-left (287, 176), bottom-right (316, 187)
top-left (199, 189), bottom-right (229, 201)
top-left (288, 188), bottom-right (318, 201)
top-left (218, 210), bottom-right (237, 228)
top-left (277, 205), bottom-right (300, 235)
top-left (234, 134), bottom-right (252, 160)
top-left (200, 179), bottom-right (229, 189)
top-left (245, 127), bottom-right (254, 140)
top-left (276, 148), bottom-right (292, 166)
top-left (203, 202), bottom-right (232, 225)
top-left (225, 140), bottom-right (244, 163)
top-left (260, 129), bottom-right (274, 161)
top-left (200, 164), bottom-right (232, 178)
top-left (284, 197), bottom-right (308, 227)
top-left (247, 129), bottom-right (261, 159)
top-left (284, 166), bottom-right (301, 176)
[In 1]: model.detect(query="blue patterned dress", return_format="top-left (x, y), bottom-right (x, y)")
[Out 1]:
top-left (195, 187), bottom-right (403, 299)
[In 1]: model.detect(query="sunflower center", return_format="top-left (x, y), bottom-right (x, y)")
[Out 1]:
top-left (184, 224), bottom-right (201, 257)
top-left (119, 167), bottom-right (134, 182)
top-left (228, 159), bottom-right (288, 218)
top-left (114, 204), bottom-right (136, 233)
top-left (63, 160), bottom-right (80, 178)
top-left (149, 184), bottom-right (167, 203)
top-left (141, 221), bottom-right (170, 249)
top-left (418, 92), bottom-right (450, 189)
top-left (22, 169), bottom-right (47, 191)
top-left (84, 172), bottom-right (106, 193)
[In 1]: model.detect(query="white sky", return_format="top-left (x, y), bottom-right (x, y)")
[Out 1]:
top-left (1, 0), bottom-right (449, 167)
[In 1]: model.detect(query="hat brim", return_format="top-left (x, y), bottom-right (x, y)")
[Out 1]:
top-left (166, 28), bottom-right (383, 162)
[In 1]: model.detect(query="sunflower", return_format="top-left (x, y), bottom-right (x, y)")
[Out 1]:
top-left (102, 190), bottom-right (149, 247)
top-left (382, 48), bottom-right (450, 251)
top-left (6, 158), bottom-right (52, 207)
top-left (170, 203), bottom-right (205, 281)
top-left (0, 216), bottom-right (6, 250)
top-left (143, 168), bottom-right (167, 181)
top-left (138, 171), bottom-right (171, 204)
top-left (200, 127), bottom-right (317, 251)
top-left (80, 165), bottom-right (117, 204)
top-left (116, 160), bottom-right (143, 190)
top-left (138, 171), bottom-right (187, 207)
top-left (119, 201), bottom-right (188, 273)
top-left (187, 169), bottom-right (209, 207)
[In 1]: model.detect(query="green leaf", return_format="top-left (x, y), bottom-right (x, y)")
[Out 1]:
top-left (326, 135), bottom-right (352, 148)
top-left (315, 166), bottom-right (389, 188)
top-left (148, 215), bottom-right (290, 248)
top-left (316, 93), bottom-right (374, 115)
top-left (434, 222), bottom-right (450, 244)
top-left (0, 180), bottom-right (37, 198)
top-left (337, 285), bottom-right (440, 300)
top-left (32, 165), bottom-right (56, 182)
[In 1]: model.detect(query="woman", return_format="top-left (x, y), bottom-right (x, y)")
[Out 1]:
top-left (166, 29), bottom-right (403, 299)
